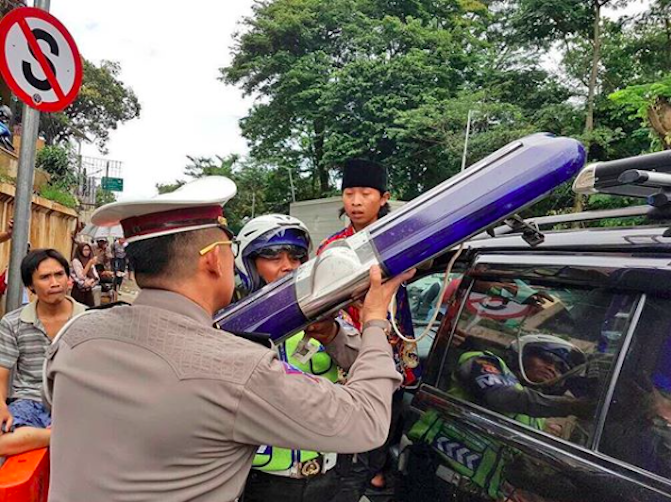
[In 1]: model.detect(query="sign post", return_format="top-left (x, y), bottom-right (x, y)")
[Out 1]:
top-left (0, 4), bottom-right (82, 311)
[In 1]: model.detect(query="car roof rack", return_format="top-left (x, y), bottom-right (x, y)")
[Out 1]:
top-left (477, 204), bottom-right (671, 241)
top-left (573, 150), bottom-right (671, 201)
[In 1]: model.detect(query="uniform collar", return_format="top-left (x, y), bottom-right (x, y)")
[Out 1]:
top-left (20, 296), bottom-right (86, 324)
top-left (133, 289), bottom-right (213, 326)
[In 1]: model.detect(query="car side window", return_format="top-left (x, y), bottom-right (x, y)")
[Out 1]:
top-left (436, 277), bottom-right (639, 447)
top-left (599, 296), bottom-right (671, 480)
top-left (408, 272), bottom-right (463, 329)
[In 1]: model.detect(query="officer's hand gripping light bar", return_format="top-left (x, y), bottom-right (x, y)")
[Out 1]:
top-left (215, 133), bottom-right (586, 344)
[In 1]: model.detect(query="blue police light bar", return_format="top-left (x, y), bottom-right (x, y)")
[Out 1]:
top-left (215, 133), bottom-right (586, 343)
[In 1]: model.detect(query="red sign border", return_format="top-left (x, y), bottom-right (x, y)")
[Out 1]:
top-left (0, 7), bottom-right (83, 113)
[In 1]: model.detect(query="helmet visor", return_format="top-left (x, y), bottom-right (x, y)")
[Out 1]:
top-left (243, 228), bottom-right (310, 259)
top-left (522, 342), bottom-right (585, 383)
top-left (254, 245), bottom-right (308, 263)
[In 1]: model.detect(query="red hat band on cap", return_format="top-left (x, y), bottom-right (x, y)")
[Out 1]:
top-left (122, 205), bottom-right (228, 241)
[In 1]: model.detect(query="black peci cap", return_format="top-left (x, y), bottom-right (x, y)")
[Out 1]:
top-left (341, 159), bottom-right (388, 193)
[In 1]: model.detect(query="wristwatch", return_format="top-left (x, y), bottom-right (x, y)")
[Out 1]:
top-left (363, 319), bottom-right (391, 336)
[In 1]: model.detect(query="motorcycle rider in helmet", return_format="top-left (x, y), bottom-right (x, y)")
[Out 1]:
top-left (0, 105), bottom-right (14, 152)
top-left (235, 214), bottom-right (361, 502)
top-left (451, 334), bottom-right (592, 424)
top-left (406, 335), bottom-right (594, 501)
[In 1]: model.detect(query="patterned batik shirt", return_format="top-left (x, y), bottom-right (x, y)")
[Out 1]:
top-left (317, 225), bottom-right (421, 388)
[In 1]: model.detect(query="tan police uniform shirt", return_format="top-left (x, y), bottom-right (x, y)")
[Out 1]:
top-left (44, 289), bottom-right (401, 502)
top-left (325, 318), bottom-right (362, 371)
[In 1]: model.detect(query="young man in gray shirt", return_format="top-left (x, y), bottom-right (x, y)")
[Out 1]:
top-left (0, 249), bottom-right (85, 457)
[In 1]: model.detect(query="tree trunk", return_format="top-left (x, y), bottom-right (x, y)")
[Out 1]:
top-left (313, 118), bottom-right (329, 195)
top-left (648, 98), bottom-right (671, 150)
top-left (585, 2), bottom-right (601, 134)
top-left (574, 0), bottom-right (602, 215)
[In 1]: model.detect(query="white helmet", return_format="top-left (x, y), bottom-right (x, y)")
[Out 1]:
top-left (510, 334), bottom-right (585, 389)
top-left (235, 214), bottom-right (312, 293)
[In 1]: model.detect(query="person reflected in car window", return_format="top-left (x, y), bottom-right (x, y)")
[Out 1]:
top-left (449, 335), bottom-right (594, 429)
top-left (406, 336), bottom-right (594, 501)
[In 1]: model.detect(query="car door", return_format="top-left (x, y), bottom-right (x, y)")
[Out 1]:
top-left (400, 252), bottom-right (671, 502)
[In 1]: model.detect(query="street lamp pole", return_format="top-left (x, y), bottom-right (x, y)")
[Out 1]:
top-left (287, 166), bottom-right (296, 203)
top-left (461, 109), bottom-right (473, 172)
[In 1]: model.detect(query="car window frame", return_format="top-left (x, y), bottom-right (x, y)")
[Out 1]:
top-left (590, 293), bottom-right (671, 487)
top-left (590, 293), bottom-right (647, 450)
top-left (425, 251), bottom-right (650, 454)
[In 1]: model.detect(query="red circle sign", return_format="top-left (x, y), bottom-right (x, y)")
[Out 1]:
top-left (0, 7), bottom-right (82, 112)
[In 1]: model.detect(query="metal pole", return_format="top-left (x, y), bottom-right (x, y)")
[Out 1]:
top-left (287, 167), bottom-right (296, 203)
top-left (461, 109), bottom-right (473, 172)
top-left (6, 0), bottom-right (51, 312)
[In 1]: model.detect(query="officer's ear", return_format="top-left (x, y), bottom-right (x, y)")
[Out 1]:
top-left (200, 246), bottom-right (222, 278)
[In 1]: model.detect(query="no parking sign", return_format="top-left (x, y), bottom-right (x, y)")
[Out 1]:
top-left (0, 7), bottom-right (82, 112)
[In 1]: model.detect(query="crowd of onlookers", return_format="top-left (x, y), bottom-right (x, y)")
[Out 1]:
top-left (70, 236), bottom-right (129, 307)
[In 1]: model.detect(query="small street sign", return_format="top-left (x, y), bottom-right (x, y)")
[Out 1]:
top-left (0, 7), bottom-right (82, 112)
top-left (101, 176), bottom-right (124, 192)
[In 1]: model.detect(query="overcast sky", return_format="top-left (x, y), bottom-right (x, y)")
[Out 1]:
top-left (50, 0), bottom-right (649, 201)
top-left (52, 0), bottom-right (256, 200)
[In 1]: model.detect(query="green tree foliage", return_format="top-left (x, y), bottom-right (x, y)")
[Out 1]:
top-left (38, 184), bottom-right (78, 208)
top-left (222, 0), bottom-right (495, 197)
top-left (218, 0), bottom-right (671, 221)
top-left (35, 145), bottom-right (77, 188)
top-left (95, 189), bottom-right (116, 207)
top-left (610, 76), bottom-right (671, 149)
top-left (607, 2), bottom-right (671, 149)
top-left (35, 145), bottom-right (82, 208)
top-left (36, 60), bottom-right (141, 154)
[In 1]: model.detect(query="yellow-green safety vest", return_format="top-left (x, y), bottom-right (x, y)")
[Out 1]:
top-left (252, 332), bottom-right (339, 471)
top-left (407, 351), bottom-right (545, 499)
top-left (408, 409), bottom-right (510, 500)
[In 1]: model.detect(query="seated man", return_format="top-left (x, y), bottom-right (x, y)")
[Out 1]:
top-left (407, 335), bottom-right (592, 501)
top-left (0, 249), bottom-right (86, 456)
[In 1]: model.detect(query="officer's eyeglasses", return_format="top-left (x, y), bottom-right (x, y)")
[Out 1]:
top-left (199, 239), bottom-right (240, 258)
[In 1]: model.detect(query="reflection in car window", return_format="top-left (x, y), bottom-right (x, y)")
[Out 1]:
top-left (600, 297), bottom-right (671, 480)
top-left (408, 272), bottom-right (463, 327)
top-left (407, 272), bottom-right (464, 370)
top-left (437, 278), bottom-right (639, 446)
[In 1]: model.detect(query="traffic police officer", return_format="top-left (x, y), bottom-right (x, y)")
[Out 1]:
top-left (235, 214), bottom-right (360, 501)
top-left (43, 177), bottom-right (411, 502)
